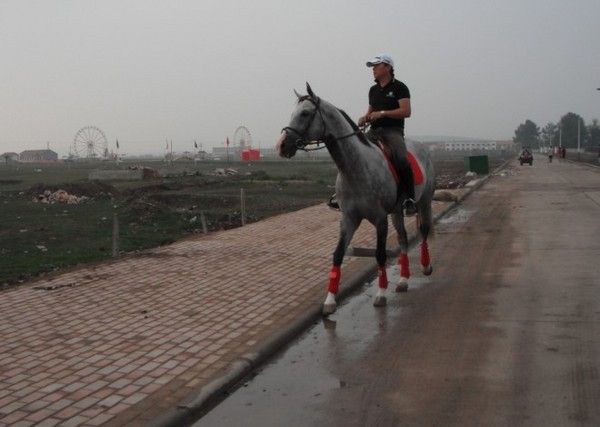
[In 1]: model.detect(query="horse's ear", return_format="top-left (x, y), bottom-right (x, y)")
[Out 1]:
top-left (306, 82), bottom-right (315, 98)
top-left (293, 89), bottom-right (302, 100)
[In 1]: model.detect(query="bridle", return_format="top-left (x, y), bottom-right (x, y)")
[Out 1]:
top-left (281, 97), bottom-right (364, 152)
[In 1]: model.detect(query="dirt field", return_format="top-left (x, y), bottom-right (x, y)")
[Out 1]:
top-left (0, 157), bottom-right (505, 287)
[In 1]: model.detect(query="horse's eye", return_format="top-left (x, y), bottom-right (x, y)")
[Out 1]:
top-left (300, 111), bottom-right (310, 118)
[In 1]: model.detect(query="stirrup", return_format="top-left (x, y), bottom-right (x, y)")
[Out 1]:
top-left (403, 198), bottom-right (417, 216)
top-left (327, 194), bottom-right (340, 211)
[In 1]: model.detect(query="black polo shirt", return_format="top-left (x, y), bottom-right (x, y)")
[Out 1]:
top-left (369, 79), bottom-right (410, 129)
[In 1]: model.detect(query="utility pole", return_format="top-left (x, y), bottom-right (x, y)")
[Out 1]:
top-left (226, 137), bottom-right (230, 163)
top-left (577, 118), bottom-right (582, 161)
top-left (559, 125), bottom-right (562, 153)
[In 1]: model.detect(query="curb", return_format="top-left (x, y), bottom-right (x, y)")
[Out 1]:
top-left (564, 158), bottom-right (600, 169)
top-left (151, 161), bottom-right (507, 427)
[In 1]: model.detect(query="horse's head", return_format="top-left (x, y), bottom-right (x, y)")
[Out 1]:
top-left (276, 83), bottom-right (326, 158)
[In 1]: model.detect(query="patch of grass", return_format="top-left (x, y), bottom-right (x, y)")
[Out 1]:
top-left (0, 156), bottom-right (509, 287)
top-left (0, 160), bottom-right (339, 286)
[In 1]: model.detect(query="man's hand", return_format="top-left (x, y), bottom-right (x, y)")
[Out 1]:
top-left (358, 115), bottom-right (369, 126)
top-left (367, 111), bottom-right (385, 122)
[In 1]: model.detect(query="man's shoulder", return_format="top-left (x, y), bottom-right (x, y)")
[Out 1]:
top-left (392, 79), bottom-right (410, 98)
top-left (392, 79), bottom-right (409, 90)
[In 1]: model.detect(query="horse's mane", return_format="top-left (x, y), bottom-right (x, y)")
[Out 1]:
top-left (336, 109), bottom-right (370, 146)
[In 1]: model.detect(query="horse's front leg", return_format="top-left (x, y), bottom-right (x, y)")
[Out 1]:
top-left (323, 215), bottom-right (360, 316)
top-left (373, 218), bottom-right (389, 307)
top-left (392, 212), bottom-right (410, 292)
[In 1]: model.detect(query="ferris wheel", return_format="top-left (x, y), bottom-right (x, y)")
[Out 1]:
top-left (233, 126), bottom-right (252, 149)
top-left (71, 126), bottom-right (108, 159)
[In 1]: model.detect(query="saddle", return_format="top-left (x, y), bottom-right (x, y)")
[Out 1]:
top-left (374, 140), bottom-right (425, 186)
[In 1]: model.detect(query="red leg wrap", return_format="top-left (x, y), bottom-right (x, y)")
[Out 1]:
top-left (328, 266), bottom-right (341, 294)
top-left (399, 253), bottom-right (410, 278)
top-left (420, 240), bottom-right (430, 267)
top-left (377, 266), bottom-right (388, 289)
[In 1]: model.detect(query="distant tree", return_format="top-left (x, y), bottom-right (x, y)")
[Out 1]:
top-left (540, 122), bottom-right (558, 148)
top-left (587, 119), bottom-right (600, 150)
top-left (558, 112), bottom-right (587, 149)
top-left (513, 119), bottom-right (540, 149)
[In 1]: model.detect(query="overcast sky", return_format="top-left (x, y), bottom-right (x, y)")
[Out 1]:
top-left (1, 0), bottom-right (599, 156)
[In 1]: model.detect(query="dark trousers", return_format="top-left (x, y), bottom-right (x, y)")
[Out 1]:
top-left (367, 127), bottom-right (415, 201)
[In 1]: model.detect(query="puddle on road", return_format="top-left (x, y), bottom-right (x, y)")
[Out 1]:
top-left (195, 264), bottom-right (433, 427)
top-left (438, 207), bottom-right (474, 225)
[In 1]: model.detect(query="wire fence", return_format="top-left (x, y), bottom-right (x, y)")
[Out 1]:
top-left (0, 155), bottom-right (510, 287)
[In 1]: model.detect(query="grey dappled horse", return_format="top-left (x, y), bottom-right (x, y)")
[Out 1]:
top-left (276, 83), bottom-right (435, 316)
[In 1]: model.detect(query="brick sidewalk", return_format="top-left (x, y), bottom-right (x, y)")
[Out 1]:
top-left (0, 200), bottom-right (452, 426)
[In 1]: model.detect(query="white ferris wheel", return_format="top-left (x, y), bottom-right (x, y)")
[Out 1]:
top-left (71, 126), bottom-right (108, 159)
top-left (233, 126), bottom-right (252, 149)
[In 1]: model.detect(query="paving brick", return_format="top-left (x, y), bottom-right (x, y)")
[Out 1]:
top-left (86, 412), bottom-right (114, 426)
top-left (54, 404), bottom-right (82, 420)
top-left (0, 201), bottom-right (449, 425)
top-left (98, 394), bottom-right (123, 408)
top-left (122, 392), bottom-right (147, 405)
top-left (24, 407), bottom-right (54, 423)
top-left (40, 383), bottom-right (65, 394)
top-left (0, 409), bottom-right (28, 424)
top-left (34, 418), bottom-right (61, 427)
top-left (0, 400), bottom-right (24, 415)
top-left (72, 396), bottom-right (99, 410)
top-left (23, 399), bottom-right (51, 411)
top-left (61, 415), bottom-right (90, 427)
top-left (46, 398), bottom-right (73, 412)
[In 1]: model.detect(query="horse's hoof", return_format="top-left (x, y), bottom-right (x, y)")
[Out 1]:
top-left (422, 265), bottom-right (433, 276)
top-left (396, 283), bottom-right (408, 293)
top-left (323, 303), bottom-right (337, 316)
top-left (373, 296), bottom-right (387, 307)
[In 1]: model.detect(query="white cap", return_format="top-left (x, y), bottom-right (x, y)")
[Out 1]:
top-left (366, 54), bottom-right (394, 68)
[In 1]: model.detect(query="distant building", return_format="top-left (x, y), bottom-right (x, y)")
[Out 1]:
top-left (444, 140), bottom-right (497, 151)
top-left (19, 149), bottom-right (58, 162)
top-left (495, 140), bottom-right (515, 152)
top-left (1, 152), bottom-right (19, 163)
top-left (212, 146), bottom-right (242, 160)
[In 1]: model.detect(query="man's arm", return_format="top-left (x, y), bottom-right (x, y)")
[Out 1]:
top-left (368, 98), bottom-right (411, 122)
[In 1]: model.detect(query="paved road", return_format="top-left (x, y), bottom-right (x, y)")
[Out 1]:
top-left (0, 172), bottom-right (456, 426)
top-left (197, 159), bottom-right (600, 426)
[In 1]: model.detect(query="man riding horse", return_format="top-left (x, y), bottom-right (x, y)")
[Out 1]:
top-left (329, 53), bottom-right (416, 216)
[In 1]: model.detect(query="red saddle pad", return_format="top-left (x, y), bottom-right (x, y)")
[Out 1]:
top-left (378, 143), bottom-right (425, 185)
top-left (407, 151), bottom-right (425, 185)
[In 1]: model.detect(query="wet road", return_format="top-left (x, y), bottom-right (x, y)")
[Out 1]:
top-left (194, 160), bottom-right (600, 426)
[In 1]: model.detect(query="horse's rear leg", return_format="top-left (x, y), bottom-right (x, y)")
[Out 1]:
top-left (373, 219), bottom-right (389, 307)
top-left (324, 216), bottom-right (360, 316)
top-left (418, 199), bottom-right (433, 276)
top-left (392, 213), bottom-right (410, 292)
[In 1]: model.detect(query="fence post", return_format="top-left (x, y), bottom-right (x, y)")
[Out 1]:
top-left (200, 211), bottom-right (208, 234)
top-left (112, 213), bottom-right (119, 257)
top-left (240, 188), bottom-right (246, 226)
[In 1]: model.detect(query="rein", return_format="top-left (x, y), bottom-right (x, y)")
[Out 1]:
top-left (282, 97), bottom-right (366, 152)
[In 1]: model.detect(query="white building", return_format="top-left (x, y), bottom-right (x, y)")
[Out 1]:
top-left (444, 140), bottom-right (498, 151)
top-left (1, 152), bottom-right (19, 163)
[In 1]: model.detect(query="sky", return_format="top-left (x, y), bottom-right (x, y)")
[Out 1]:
top-left (1, 0), bottom-right (599, 156)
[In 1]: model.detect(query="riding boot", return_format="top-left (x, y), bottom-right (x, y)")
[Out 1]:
top-left (396, 158), bottom-right (417, 216)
